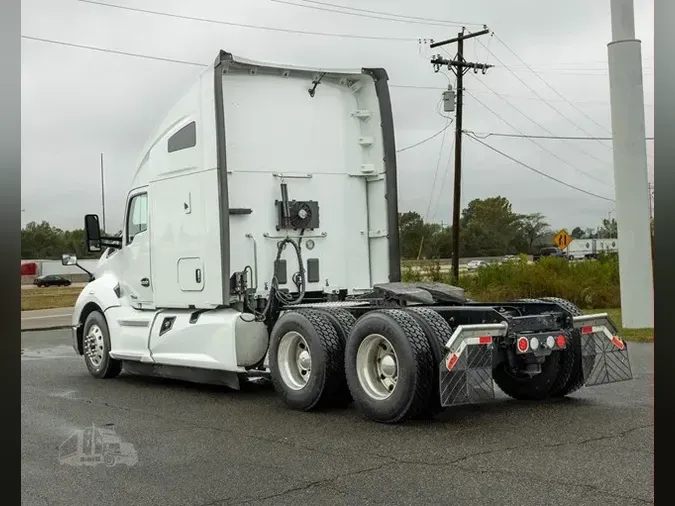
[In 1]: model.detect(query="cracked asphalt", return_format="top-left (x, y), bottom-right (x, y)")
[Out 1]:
top-left (22, 329), bottom-right (653, 506)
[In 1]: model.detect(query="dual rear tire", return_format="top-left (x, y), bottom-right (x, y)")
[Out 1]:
top-left (491, 296), bottom-right (589, 401)
top-left (269, 307), bottom-right (452, 423)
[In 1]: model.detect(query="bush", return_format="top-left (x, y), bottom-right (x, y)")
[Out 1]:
top-left (402, 256), bottom-right (621, 309)
top-left (402, 260), bottom-right (445, 283)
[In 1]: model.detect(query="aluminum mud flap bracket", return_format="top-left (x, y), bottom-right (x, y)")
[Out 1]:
top-left (439, 322), bottom-right (508, 407)
top-left (572, 313), bottom-right (633, 386)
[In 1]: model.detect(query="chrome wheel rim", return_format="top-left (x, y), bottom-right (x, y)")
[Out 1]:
top-left (356, 334), bottom-right (398, 400)
top-left (84, 324), bottom-right (105, 367)
top-left (277, 331), bottom-right (311, 390)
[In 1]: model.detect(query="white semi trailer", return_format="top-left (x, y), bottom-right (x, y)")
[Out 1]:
top-left (66, 51), bottom-right (632, 423)
top-left (567, 238), bottom-right (619, 260)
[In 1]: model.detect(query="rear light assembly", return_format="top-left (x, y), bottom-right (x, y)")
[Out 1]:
top-left (515, 333), bottom-right (567, 354)
top-left (517, 336), bottom-right (529, 352)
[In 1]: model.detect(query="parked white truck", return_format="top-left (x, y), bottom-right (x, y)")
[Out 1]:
top-left (567, 238), bottom-right (619, 260)
top-left (66, 51), bottom-right (632, 423)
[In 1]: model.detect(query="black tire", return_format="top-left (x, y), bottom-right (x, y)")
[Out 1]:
top-left (103, 452), bottom-right (116, 467)
top-left (493, 297), bottom-right (575, 400)
top-left (493, 350), bottom-right (568, 401)
top-left (404, 307), bottom-right (454, 417)
top-left (269, 309), bottom-right (345, 411)
top-left (83, 311), bottom-right (122, 379)
top-left (345, 309), bottom-right (434, 424)
top-left (539, 296), bottom-right (592, 397)
top-left (313, 307), bottom-right (357, 406)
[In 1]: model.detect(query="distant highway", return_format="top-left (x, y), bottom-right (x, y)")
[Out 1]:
top-left (22, 282), bottom-right (86, 290)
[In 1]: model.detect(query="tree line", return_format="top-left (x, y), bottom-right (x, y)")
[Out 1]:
top-left (398, 196), bottom-right (621, 259)
top-left (21, 221), bottom-right (120, 260)
top-left (20, 195), bottom-right (630, 260)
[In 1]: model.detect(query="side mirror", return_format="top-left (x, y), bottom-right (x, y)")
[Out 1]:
top-left (84, 214), bottom-right (102, 252)
top-left (61, 254), bottom-right (77, 266)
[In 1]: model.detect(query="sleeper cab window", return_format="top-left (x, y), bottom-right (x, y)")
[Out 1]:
top-left (127, 193), bottom-right (148, 244)
top-left (167, 121), bottom-right (197, 153)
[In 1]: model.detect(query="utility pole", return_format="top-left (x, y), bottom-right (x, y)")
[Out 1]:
top-left (607, 0), bottom-right (653, 328)
top-left (430, 27), bottom-right (493, 284)
top-left (100, 153), bottom-right (107, 233)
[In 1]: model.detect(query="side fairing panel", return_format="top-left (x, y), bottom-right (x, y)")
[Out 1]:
top-left (148, 69), bottom-right (226, 309)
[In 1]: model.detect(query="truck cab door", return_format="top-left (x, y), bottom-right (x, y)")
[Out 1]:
top-left (122, 189), bottom-right (153, 308)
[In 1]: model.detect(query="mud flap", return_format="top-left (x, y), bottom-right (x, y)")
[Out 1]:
top-left (439, 345), bottom-right (495, 406)
top-left (439, 322), bottom-right (508, 407)
top-left (573, 313), bottom-right (633, 386)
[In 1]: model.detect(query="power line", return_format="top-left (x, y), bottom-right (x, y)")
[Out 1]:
top-left (396, 122), bottom-right (453, 153)
top-left (21, 35), bottom-right (208, 67)
top-left (466, 30), bottom-right (615, 151)
top-left (500, 63), bottom-right (654, 72)
top-left (76, 0), bottom-right (419, 41)
top-left (491, 33), bottom-right (615, 134)
top-left (297, 0), bottom-right (484, 28)
top-left (431, 136), bottom-right (456, 222)
top-left (270, 0), bottom-right (472, 28)
top-left (464, 89), bottom-right (613, 187)
top-left (499, 66), bottom-right (653, 76)
top-left (464, 133), bottom-right (615, 202)
top-left (425, 117), bottom-right (452, 221)
top-left (465, 131), bottom-right (655, 141)
top-left (471, 78), bottom-right (613, 169)
top-left (28, 32), bottom-right (632, 118)
top-left (390, 83), bottom-right (655, 107)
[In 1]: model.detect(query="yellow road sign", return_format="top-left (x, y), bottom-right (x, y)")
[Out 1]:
top-left (553, 229), bottom-right (573, 249)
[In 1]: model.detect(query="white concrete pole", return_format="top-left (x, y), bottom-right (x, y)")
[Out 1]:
top-left (607, 0), bottom-right (653, 328)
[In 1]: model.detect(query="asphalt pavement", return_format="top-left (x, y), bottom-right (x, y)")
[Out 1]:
top-left (22, 329), bottom-right (654, 506)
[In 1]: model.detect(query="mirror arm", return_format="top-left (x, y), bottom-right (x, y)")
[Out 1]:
top-left (100, 236), bottom-right (123, 249)
top-left (74, 263), bottom-right (95, 282)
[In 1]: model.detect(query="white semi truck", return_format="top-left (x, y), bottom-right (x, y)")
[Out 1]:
top-left (567, 238), bottom-right (619, 260)
top-left (66, 51), bottom-right (632, 423)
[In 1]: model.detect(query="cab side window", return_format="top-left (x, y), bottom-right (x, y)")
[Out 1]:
top-left (126, 193), bottom-right (148, 244)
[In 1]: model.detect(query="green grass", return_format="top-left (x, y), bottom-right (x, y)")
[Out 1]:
top-left (402, 255), bottom-right (652, 342)
top-left (21, 286), bottom-right (81, 311)
top-left (21, 258), bottom-right (652, 342)
top-left (587, 308), bottom-right (653, 342)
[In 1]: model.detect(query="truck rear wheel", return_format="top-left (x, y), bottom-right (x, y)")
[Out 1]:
top-left (404, 307), bottom-right (453, 417)
top-left (345, 309), bottom-right (434, 424)
top-left (313, 307), bottom-right (356, 406)
top-left (492, 351), bottom-right (567, 401)
top-left (539, 296), bottom-right (592, 397)
top-left (269, 309), bottom-right (345, 411)
top-left (83, 311), bottom-right (122, 379)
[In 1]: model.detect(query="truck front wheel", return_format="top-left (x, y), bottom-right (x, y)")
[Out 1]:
top-left (82, 311), bottom-right (122, 379)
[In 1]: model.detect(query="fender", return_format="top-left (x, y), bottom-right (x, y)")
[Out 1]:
top-left (70, 272), bottom-right (122, 355)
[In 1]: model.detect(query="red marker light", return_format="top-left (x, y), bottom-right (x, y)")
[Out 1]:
top-left (611, 336), bottom-right (625, 350)
top-left (581, 326), bottom-right (593, 335)
top-left (479, 336), bottom-right (492, 345)
top-left (446, 354), bottom-right (459, 371)
top-left (517, 337), bottom-right (529, 352)
top-left (556, 334), bottom-right (566, 348)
